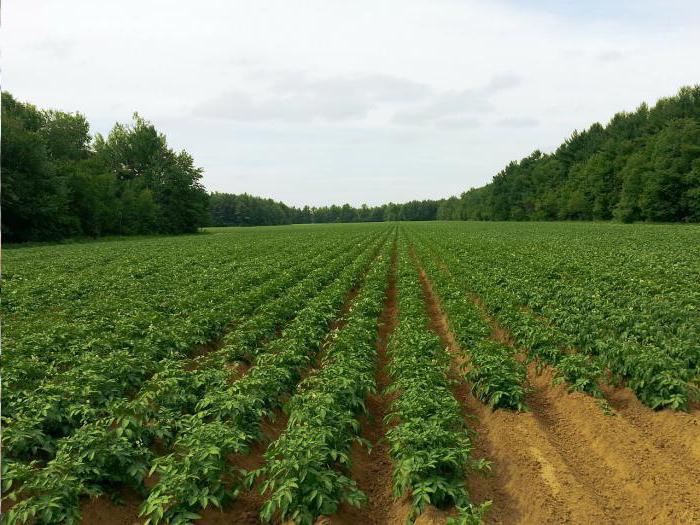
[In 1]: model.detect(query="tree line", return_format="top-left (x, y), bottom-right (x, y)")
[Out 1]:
top-left (209, 192), bottom-right (438, 226)
top-left (2, 93), bottom-right (208, 242)
top-left (3, 86), bottom-right (699, 242)
top-left (142, 83), bottom-right (700, 229)
top-left (438, 85), bottom-right (700, 222)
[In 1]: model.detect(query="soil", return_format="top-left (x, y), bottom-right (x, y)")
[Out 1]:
top-left (80, 489), bottom-right (143, 525)
top-left (309, 282), bottom-right (362, 371)
top-left (198, 411), bottom-right (290, 525)
top-left (414, 256), bottom-right (700, 525)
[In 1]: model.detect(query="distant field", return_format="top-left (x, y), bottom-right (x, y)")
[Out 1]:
top-left (3, 222), bottom-right (699, 525)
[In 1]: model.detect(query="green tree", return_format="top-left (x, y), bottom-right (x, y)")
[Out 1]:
top-left (95, 114), bottom-right (208, 233)
top-left (1, 94), bottom-right (78, 241)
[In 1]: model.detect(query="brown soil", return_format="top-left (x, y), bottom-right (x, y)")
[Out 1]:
top-left (309, 240), bottom-right (387, 373)
top-left (470, 294), bottom-right (514, 347)
top-left (83, 416), bottom-right (290, 524)
top-left (399, 246), bottom-right (486, 524)
top-left (602, 382), bottom-right (700, 465)
top-left (80, 489), bottom-right (144, 525)
top-left (192, 329), bottom-right (230, 358)
top-left (524, 365), bottom-right (700, 523)
top-left (414, 256), bottom-right (700, 525)
top-left (311, 283), bottom-right (362, 370)
top-left (80, 333), bottom-right (250, 525)
top-left (79, 412), bottom-right (289, 525)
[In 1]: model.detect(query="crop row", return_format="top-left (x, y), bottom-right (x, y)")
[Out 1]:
top-left (137, 235), bottom-right (388, 524)
top-left (4, 232), bottom-right (329, 393)
top-left (3, 232), bottom-right (373, 466)
top-left (426, 223), bottom-right (699, 366)
top-left (2, 230), bottom-right (389, 524)
top-left (408, 239), bottom-right (527, 411)
top-left (384, 238), bottom-right (489, 524)
top-left (251, 239), bottom-right (393, 524)
top-left (120, 230), bottom-right (383, 450)
top-left (409, 224), bottom-right (696, 409)
top-left (412, 230), bottom-right (605, 398)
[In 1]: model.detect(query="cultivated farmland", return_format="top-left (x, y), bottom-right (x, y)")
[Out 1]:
top-left (2, 222), bottom-right (699, 525)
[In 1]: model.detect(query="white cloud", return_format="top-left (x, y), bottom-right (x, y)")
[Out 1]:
top-left (3, 0), bottom-right (700, 206)
top-left (485, 73), bottom-right (523, 92)
top-left (496, 117), bottom-right (540, 128)
top-left (391, 74), bottom-right (521, 126)
top-left (196, 72), bottom-right (432, 123)
top-left (596, 50), bottom-right (624, 62)
top-left (435, 117), bottom-right (482, 130)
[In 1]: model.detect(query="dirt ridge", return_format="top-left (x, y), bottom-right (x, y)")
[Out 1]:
top-left (412, 250), bottom-right (700, 525)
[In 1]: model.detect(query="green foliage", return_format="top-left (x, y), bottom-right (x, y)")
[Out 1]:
top-left (410, 241), bottom-right (528, 411)
top-left (6, 85), bottom-right (698, 243)
top-left (1, 93), bottom-right (208, 242)
top-left (4, 419), bottom-right (151, 525)
top-left (1, 93), bottom-right (79, 241)
top-left (137, 233), bottom-right (387, 523)
top-left (209, 85), bottom-right (700, 227)
top-left (446, 502), bottom-right (493, 525)
top-left (209, 193), bottom-right (442, 227)
top-left (2, 224), bottom-right (389, 523)
top-left (407, 221), bottom-right (699, 410)
top-left (385, 242), bottom-right (488, 524)
top-left (465, 341), bottom-right (528, 411)
top-left (140, 419), bottom-right (248, 525)
top-left (3, 220), bottom-right (697, 524)
top-left (552, 354), bottom-right (604, 397)
top-left (443, 85), bottom-right (700, 223)
top-left (253, 243), bottom-right (391, 524)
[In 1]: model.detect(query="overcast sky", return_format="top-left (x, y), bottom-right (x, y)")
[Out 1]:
top-left (4, 1), bottom-right (700, 206)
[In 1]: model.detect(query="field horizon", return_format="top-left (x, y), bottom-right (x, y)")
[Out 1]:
top-left (6, 218), bottom-right (700, 251)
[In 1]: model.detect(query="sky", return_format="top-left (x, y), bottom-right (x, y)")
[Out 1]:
top-left (3, 1), bottom-right (700, 207)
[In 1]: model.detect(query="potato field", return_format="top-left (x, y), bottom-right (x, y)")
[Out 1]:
top-left (2, 222), bottom-right (699, 525)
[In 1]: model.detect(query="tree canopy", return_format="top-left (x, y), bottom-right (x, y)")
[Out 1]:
top-left (1, 93), bottom-right (208, 242)
top-left (3, 85), bottom-right (699, 242)
top-left (445, 86), bottom-right (700, 223)
top-left (208, 193), bottom-right (440, 226)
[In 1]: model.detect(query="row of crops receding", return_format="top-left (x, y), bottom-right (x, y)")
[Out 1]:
top-left (2, 222), bottom-right (699, 524)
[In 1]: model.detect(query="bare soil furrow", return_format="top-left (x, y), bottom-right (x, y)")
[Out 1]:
top-left (526, 366), bottom-right (700, 523)
top-left (464, 395), bottom-right (610, 524)
top-left (199, 411), bottom-right (290, 525)
top-left (418, 243), bottom-right (700, 523)
top-left (603, 382), bottom-right (700, 467)
top-left (413, 259), bottom-right (607, 524)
